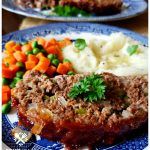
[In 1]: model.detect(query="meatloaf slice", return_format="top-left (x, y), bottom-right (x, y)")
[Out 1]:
top-left (12, 70), bottom-right (148, 149)
top-left (59, 0), bottom-right (123, 14)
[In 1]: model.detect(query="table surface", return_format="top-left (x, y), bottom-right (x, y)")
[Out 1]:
top-left (2, 9), bottom-right (148, 36)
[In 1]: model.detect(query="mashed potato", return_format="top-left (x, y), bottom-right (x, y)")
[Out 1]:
top-left (62, 32), bottom-right (148, 76)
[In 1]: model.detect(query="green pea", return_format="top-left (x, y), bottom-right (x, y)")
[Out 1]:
top-left (2, 101), bottom-right (11, 114)
top-left (25, 51), bottom-right (33, 55)
top-left (5, 62), bottom-right (9, 67)
top-left (14, 77), bottom-right (22, 83)
top-left (16, 62), bottom-right (24, 68)
top-left (2, 78), bottom-right (9, 85)
top-left (67, 71), bottom-right (75, 75)
top-left (33, 48), bottom-right (40, 55)
top-left (41, 49), bottom-right (46, 54)
top-left (37, 45), bottom-right (43, 49)
top-left (47, 54), bottom-right (57, 60)
top-left (10, 82), bottom-right (16, 88)
top-left (32, 41), bottom-right (38, 48)
top-left (63, 59), bottom-right (70, 63)
top-left (10, 77), bottom-right (21, 88)
top-left (16, 71), bottom-right (24, 78)
top-left (52, 59), bottom-right (59, 67)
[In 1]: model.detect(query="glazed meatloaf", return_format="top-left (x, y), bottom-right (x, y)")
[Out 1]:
top-left (12, 70), bottom-right (148, 148)
top-left (16, 0), bottom-right (123, 14)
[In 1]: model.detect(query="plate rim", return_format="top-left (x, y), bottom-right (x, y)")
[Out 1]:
top-left (2, 0), bottom-right (148, 22)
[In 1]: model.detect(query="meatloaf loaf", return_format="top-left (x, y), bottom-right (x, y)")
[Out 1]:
top-left (12, 70), bottom-right (148, 149)
top-left (15, 0), bottom-right (123, 14)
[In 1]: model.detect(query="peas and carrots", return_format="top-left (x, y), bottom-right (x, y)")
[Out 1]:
top-left (2, 37), bottom-right (74, 114)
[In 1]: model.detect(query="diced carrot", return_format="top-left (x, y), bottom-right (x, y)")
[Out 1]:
top-left (2, 85), bottom-right (11, 93)
top-left (34, 63), bottom-right (49, 73)
top-left (34, 57), bottom-right (50, 73)
top-left (21, 44), bottom-right (32, 53)
top-left (40, 57), bottom-right (50, 63)
top-left (37, 37), bottom-right (46, 47)
top-left (4, 50), bottom-right (14, 56)
top-left (2, 85), bottom-right (11, 104)
top-left (11, 88), bottom-right (15, 96)
top-left (44, 41), bottom-right (50, 49)
top-left (2, 92), bottom-right (9, 104)
top-left (12, 44), bottom-right (21, 51)
top-left (57, 63), bottom-right (68, 75)
top-left (2, 63), bottom-right (6, 68)
top-left (63, 62), bottom-right (73, 71)
top-left (49, 38), bottom-right (58, 45)
top-left (36, 52), bottom-right (44, 59)
top-left (13, 51), bottom-right (27, 62)
top-left (28, 54), bottom-right (39, 64)
top-left (57, 49), bottom-right (63, 61)
top-left (5, 41), bottom-right (16, 51)
top-left (2, 67), bottom-right (14, 79)
top-left (45, 45), bottom-right (59, 54)
top-left (46, 66), bottom-right (56, 77)
top-left (59, 38), bottom-right (72, 48)
top-left (44, 38), bottom-right (58, 49)
top-left (9, 64), bottom-right (19, 74)
top-left (25, 61), bottom-right (37, 70)
top-left (3, 56), bottom-right (17, 65)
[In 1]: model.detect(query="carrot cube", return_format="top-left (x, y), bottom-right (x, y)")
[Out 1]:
top-left (57, 63), bottom-right (68, 75)
top-left (13, 51), bottom-right (27, 62)
top-left (46, 66), bottom-right (56, 77)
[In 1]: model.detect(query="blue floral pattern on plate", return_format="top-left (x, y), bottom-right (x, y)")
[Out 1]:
top-left (2, 23), bottom-right (148, 150)
top-left (2, 0), bottom-right (147, 22)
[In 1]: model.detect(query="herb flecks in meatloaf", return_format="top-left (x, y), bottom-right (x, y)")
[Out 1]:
top-left (12, 70), bottom-right (148, 148)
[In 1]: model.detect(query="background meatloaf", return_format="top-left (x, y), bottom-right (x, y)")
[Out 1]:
top-left (16, 0), bottom-right (123, 14)
top-left (59, 0), bottom-right (123, 14)
top-left (12, 71), bottom-right (148, 148)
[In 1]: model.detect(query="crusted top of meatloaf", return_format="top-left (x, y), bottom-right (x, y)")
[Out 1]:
top-left (12, 70), bottom-right (148, 127)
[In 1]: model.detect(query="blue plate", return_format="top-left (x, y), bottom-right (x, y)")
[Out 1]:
top-left (2, 0), bottom-right (147, 22)
top-left (2, 23), bottom-right (148, 150)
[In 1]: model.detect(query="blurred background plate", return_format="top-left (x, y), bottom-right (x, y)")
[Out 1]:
top-left (2, 0), bottom-right (147, 22)
top-left (2, 22), bottom-right (148, 150)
